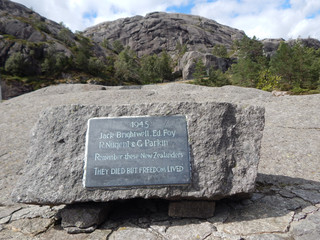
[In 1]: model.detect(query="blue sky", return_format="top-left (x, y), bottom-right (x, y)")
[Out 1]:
top-left (14, 0), bottom-right (320, 39)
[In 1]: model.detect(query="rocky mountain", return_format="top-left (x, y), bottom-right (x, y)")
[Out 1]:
top-left (0, 0), bottom-right (107, 98)
top-left (0, 0), bottom-right (72, 70)
top-left (84, 12), bottom-right (246, 57)
top-left (1, 0), bottom-right (320, 99)
top-left (84, 12), bottom-right (246, 80)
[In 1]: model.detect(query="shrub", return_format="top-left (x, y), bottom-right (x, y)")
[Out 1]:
top-left (257, 69), bottom-right (281, 91)
top-left (4, 53), bottom-right (29, 76)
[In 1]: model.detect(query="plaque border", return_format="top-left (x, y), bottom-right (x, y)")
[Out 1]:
top-left (83, 115), bottom-right (191, 189)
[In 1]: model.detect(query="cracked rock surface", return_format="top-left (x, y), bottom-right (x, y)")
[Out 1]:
top-left (0, 83), bottom-right (319, 239)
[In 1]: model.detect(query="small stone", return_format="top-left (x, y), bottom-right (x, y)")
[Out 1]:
top-left (60, 203), bottom-right (110, 229)
top-left (278, 189), bottom-right (296, 198)
top-left (65, 226), bottom-right (97, 234)
top-left (168, 201), bottom-right (215, 218)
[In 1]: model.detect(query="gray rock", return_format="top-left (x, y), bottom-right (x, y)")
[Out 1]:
top-left (261, 38), bottom-right (320, 57)
top-left (1, 83), bottom-right (320, 239)
top-left (216, 200), bottom-right (295, 235)
top-left (64, 226), bottom-right (97, 234)
top-left (7, 217), bottom-right (54, 236)
top-left (245, 233), bottom-right (290, 240)
top-left (12, 102), bottom-right (264, 205)
top-left (109, 224), bottom-right (160, 240)
top-left (84, 12), bottom-right (245, 57)
top-left (289, 210), bottom-right (320, 240)
top-left (0, 206), bottom-right (22, 224)
top-left (168, 201), bottom-right (215, 218)
top-left (178, 51), bottom-right (232, 80)
top-left (0, 0), bottom-right (107, 99)
top-left (163, 221), bottom-right (214, 240)
top-left (60, 203), bottom-right (110, 229)
top-left (290, 189), bottom-right (320, 205)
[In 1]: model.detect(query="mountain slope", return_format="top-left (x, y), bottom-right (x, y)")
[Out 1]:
top-left (84, 12), bottom-right (246, 57)
top-left (0, 0), bottom-right (108, 99)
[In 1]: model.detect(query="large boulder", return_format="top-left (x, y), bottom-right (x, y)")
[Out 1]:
top-left (12, 101), bottom-right (264, 205)
top-left (178, 51), bottom-right (233, 80)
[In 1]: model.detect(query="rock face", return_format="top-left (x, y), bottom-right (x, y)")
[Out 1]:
top-left (84, 12), bottom-right (246, 57)
top-left (0, 0), bottom-right (74, 71)
top-left (12, 102), bottom-right (265, 205)
top-left (261, 38), bottom-right (320, 57)
top-left (0, 0), bottom-right (107, 99)
top-left (178, 51), bottom-right (233, 79)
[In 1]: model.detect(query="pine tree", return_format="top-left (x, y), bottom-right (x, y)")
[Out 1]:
top-left (156, 51), bottom-right (173, 82)
top-left (193, 58), bottom-right (207, 80)
top-left (114, 47), bottom-right (140, 84)
top-left (230, 36), bottom-right (267, 87)
top-left (140, 54), bottom-right (161, 84)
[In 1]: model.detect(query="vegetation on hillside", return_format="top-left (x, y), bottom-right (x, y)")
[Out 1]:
top-left (1, 25), bottom-right (320, 95)
top-left (192, 36), bottom-right (320, 94)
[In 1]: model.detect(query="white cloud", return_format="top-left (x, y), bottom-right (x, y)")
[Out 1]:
top-left (191, 0), bottom-right (320, 39)
top-left (13, 0), bottom-right (190, 31)
top-left (12, 0), bottom-right (320, 39)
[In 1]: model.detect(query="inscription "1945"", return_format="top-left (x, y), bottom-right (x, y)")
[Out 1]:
top-left (83, 115), bottom-right (191, 188)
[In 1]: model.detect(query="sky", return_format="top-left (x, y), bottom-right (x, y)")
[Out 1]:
top-left (13, 0), bottom-right (320, 40)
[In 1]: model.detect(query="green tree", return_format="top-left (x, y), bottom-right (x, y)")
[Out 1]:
top-left (112, 40), bottom-right (124, 54)
top-left (156, 51), bottom-right (173, 82)
top-left (4, 53), bottom-right (30, 76)
top-left (140, 54), bottom-right (161, 84)
top-left (270, 41), bottom-right (320, 91)
top-left (257, 69), bottom-right (281, 91)
top-left (41, 46), bottom-right (70, 75)
top-left (88, 57), bottom-right (106, 76)
top-left (72, 35), bottom-right (93, 71)
top-left (193, 58), bottom-right (207, 81)
top-left (208, 68), bottom-right (230, 87)
top-left (269, 41), bottom-right (294, 89)
top-left (73, 51), bottom-right (88, 71)
top-left (230, 36), bottom-right (267, 87)
top-left (114, 47), bottom-right (140, 84)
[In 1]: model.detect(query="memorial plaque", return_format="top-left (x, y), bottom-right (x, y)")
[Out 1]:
top-left (83, 115), bottom-right (191, 188)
